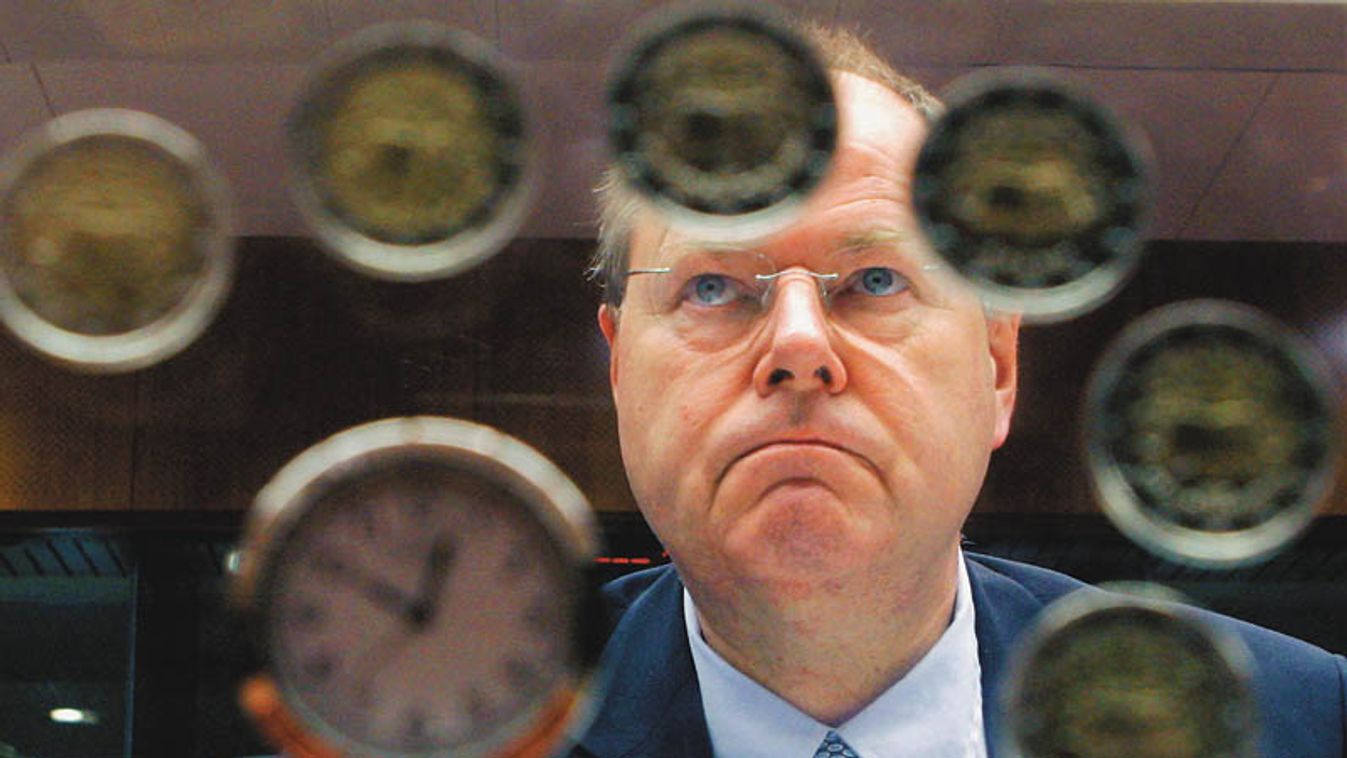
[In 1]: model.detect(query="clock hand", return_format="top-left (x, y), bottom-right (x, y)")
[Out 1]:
top-left (313, 551), bottom-right (417, 619)
top-left (408, 535), bottom-right (457, 629)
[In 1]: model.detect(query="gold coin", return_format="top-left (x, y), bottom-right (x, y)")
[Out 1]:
top-left (1009, 599), bottom-right (1255, 758)
top-left (637, 26), bottom-right (812, 205)
top-left (610, 8), bottom-right (835, 222)
top-left (913, 69), bottom-right (1150, 319)
top-left (1085, 301), bottom-right (1339, 566)
top-left (314, 57), bottom-right (503, 244)
top-left (2, 135), bottom-right (206, 335)
top-left (944, 104), bottom-right (1105, 246)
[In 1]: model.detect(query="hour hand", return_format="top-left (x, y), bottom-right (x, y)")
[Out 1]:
top-left (313, 551), bottom-right (416, 619)
top-left (410, 536), bottom-right (457, 627)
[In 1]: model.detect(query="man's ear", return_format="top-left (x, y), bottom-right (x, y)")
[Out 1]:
top-left (598, 304), bottom-right (619, 388)
top-left (987, 312), bottom-right (1020, 449)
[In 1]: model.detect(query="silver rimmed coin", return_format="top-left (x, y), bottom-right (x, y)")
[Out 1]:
top-left (0, 109), bottom-right (234, 372)
top-left (1003, 591), bottom-right (1258, 758)
top-left (232, 416), bottom-right (601, 758)
top-left (289, 22), bottom-right (536, 282)
top-left (607, 3), bottom-right (836, 239)
top-left (1084, 300), bottom-right (1340, 568)
top-left (914, 68), bottom-right (1151, 321)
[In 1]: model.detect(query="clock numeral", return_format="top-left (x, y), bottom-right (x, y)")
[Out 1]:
top-left (403, 494), bottom-right (433, 520)
top-left (312, 550), bottom-right (353, 578)
top-left (403, 708), bottom-right (431, 747)
top-left (523, 596), bottom-right (558, 632)
top-left (503, 656), bottom-right (540, 690)
top-left (288, 601), bottom-right (327, 629)
top-left (465, 686), bottom-right (496, 725)
top-left (301, 653), bottom-right (337, 686)
top-left (356, 506), bottom-right (380, 540)
top-left (502, 542), bottom-right (534, 574)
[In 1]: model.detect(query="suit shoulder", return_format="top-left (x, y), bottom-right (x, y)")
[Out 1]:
top-left (965, 551), bottom-right (1093, 603)
top-left (601, 564), bottom-right (679, 619)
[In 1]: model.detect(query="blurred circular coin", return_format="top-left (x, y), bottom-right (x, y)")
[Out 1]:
top-left (290, 22), bottom-right (535, 281)
top-left (1003, 591), bottom-right (1258, 758)
top-left (1084, 300), bottom-right (1340, 567)
top-left (607, 4), bottom-right (836, 239)
top-left (0, 109), bottom-right (234, 372)
top-left (914, 68), bottom-right (1151, 321)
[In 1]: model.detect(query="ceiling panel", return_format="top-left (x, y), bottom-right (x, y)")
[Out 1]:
top-left (837, 0), bottom-right (1016, 66)
top-left (1186, 72), bottom-right (1347, 242)
top-left (0, 0), bottom-right (166, 60)
top-left (0, 2), bottom-right (1342, 243)
top-left (156, 0), bottom-right (331, 62)
top-left (1009, 2), bottom-right (1346, 72)
top-left (0, 63), bottom-right (54, 150)
top-left (498, 0), bottom-right (839, 62)
top-left (517, 59), bottom-right (609, 238)
top-left (34, 60), bottom-right (309, 236)
top-left (323, 0), bottom-right (496, 45)
top-left (1042, 68), bottom-right (1276, 240)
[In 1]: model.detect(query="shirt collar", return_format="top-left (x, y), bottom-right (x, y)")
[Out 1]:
top-left (684, 550), bottom-right (986, 758)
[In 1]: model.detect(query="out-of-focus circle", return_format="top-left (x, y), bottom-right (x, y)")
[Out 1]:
top-left (233, 416), bottom-right (601, 758)
top-left (607, 4), bottom-right (836, 239)
top-left (289, 22), bottom-right (535, 281)
top-left (0, 109), bottom-right (234, 372)
top-left (1084, 300), bottom-right (1340, 568)
top-left (1003, 591), bottom-right (1258, 758)
top-left (914, 68), bottom-right (1151, 322)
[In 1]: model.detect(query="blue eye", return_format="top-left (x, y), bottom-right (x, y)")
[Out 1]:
top-left (687, 274), bottom-right (736, 306)
top-left (854, 267), bottom-right (907, 296)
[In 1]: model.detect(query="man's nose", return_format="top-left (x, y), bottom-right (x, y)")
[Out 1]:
top-left (751, 272), bottom-right (848, 396)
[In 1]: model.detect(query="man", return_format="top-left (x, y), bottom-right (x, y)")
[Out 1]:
top-left (572, 22), bottom-right (1345, 758)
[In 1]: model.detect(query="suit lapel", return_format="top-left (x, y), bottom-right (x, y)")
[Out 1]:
top-left (576, 557), bottom-right (1054, 758)
top-left (573, 567), bottom-right (713, 758)
top-left (965, 555), bottom-right (1054, 758)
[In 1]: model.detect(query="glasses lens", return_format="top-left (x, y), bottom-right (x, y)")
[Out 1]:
top-left (627, 250), bottom-right (774, 345)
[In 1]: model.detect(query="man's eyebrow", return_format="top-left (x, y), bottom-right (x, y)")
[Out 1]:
top-left (837, 228), bottom-right (920, 254)
top-left (650, 238), bottom-right (754, 265)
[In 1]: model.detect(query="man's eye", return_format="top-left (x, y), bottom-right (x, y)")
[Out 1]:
top-left (685, 273), bottom-right (737, 306)
top-left (850, 267), bottom-right (909, 296)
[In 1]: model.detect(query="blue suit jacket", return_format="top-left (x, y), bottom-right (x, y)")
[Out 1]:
top-left (568, 554), bottom-right (1347, 757)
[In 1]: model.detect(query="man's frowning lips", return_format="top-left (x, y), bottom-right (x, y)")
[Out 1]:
top-left (716, 435), bottom-right (878, 485)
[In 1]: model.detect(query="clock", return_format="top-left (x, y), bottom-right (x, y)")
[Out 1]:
top-left (232, 417), bottom-right (602, 758)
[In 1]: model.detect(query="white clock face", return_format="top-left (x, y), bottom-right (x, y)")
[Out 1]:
top-left (263, 458), bottom-right (578, 757)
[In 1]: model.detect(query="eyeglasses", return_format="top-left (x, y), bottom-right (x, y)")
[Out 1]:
top-left (621, 247), bottom-right (942, 349)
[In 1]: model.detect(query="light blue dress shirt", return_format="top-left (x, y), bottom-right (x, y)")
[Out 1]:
top-left (684, 551), bottom-right (988, 758)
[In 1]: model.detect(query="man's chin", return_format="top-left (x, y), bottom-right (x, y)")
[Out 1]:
top-left (716, 489), bottom-right (872, 584)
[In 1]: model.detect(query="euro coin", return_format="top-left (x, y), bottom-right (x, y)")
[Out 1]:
top-left (915, 69), bottom-right (1150, 321)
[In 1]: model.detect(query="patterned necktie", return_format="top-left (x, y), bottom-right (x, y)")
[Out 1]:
top-left (813, 730), bottom-right (860, 758)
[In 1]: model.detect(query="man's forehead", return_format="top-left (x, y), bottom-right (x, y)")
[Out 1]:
top-left (643, 225), bottom-right (927, 264)
top-left (626, 70), bottom-right (931, 269)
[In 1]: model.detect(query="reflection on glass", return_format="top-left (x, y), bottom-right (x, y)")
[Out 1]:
top-left (914, 68), bottom-right (1150, 322)
top-left (608, 5), bottom-right (835, 237)
top-left (0, 109), bottom-right (234, 372)
top-left (1085, 300), bottom-right (1340, 567)
top-left (1004, 593), bottom-right (1258, 758)
top-left (289, 22), bottom-right (534, 282)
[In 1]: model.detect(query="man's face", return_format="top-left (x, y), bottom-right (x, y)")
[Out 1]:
top-left (599, 73), bottom-right (1019, 590)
